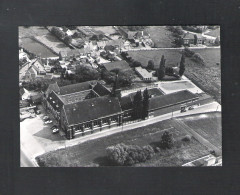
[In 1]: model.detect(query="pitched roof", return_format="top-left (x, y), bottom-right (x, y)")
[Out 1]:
top-left (47, 91), bottom-right (64, 112)
top-left (45, 82), bottom-right (60, 96)
top-left (60, 90), bottom-right (93, 104)
top-left (135, 67), bottom-right (152, 78)
top-left (148, 90), bottom-right (198, 111)
top-left (102, 60), bottom-right (130, 71)
top-left (183, 33), bottom-right (195, 39)
top-left (63, 96), bottom-right (122, 125)
top-left (93, 82), bottom-right (111, 96)
top-left (58, 80), bottom-right (97, 95)
top-left (19, 88), bottom-right (25, 96)
top-left (119, 95), bottom-right (133, 111)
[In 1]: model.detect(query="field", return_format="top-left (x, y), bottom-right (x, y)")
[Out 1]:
top-left (35, 114), bottom-right (215, 167)
top-left (128, 48), bottom-right (221, 103)
top-left (19, 26), bottom-right (50, 38)
top-left (177, 112), bottom-right (222, 149)
top-left (145, 26), bottom-right (175, 48)
top-left (20, 37), bottom-right (58, 58)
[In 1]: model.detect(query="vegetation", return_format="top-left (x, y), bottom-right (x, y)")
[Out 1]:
top-left (158, 55), bottom-right (166, 80)
top-left (191, 53), bottom-right (205, 65)
top-left (179, 54), bottom-right (185, 76)
top-left (182, 26), bottom-right (203, 33)
top-left (142, 88), bottom-right (150, 119)
top-left (132, 91), bottom-right (143, 120)
top-left (146, 60), bottom-right (155, 70)
top-left (160, 131), bottom-right (174, 149)
top-left (183, 47), bottom-right (195, 57)
top-left (194, 34), bottom-right (198, 45)
top-left (106, 143), bottom-right (154, 166)
top-left (51, 27), bottom-right (65, 39)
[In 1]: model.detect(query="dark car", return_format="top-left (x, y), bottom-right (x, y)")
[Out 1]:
top-left (50, 125), bottom-right (57, 130)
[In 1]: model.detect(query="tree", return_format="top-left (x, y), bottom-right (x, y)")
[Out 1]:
top-left (158, 55), bottom-right (166, 80)
top-left (106, 143), bottom-right (154, 166)
top-left (75, 65), bottom-right (101, 82)
top-left (179, 54), bottom-right (185, 76)
top-left (142, 88), bottom-right (150, 119)
top-left (132, 91), bottom-right (143, 120)
top-left (194, 34), bottom-right (198, 45)
top-left (160, 131), bottom-right (174, 149)
top-left (147, 60), bottom-right (155, 70)
top-left (132, 60), bottom-right (142, 67)
top-left (51, 27), bottom-right (65, 39)
top-left (192, 53), bottom-right (205, 65)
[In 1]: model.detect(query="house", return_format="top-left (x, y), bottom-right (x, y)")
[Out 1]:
top-left (32, 59), bottom-right (46, 75)
top-left (182, 33), bottom-right (204, 45)
top-left (135, 67), bottom-right (153, 82)
top-left (20, 88), bottom-right (31, 100)
top-left (102, 60), bottom-right (131, 72)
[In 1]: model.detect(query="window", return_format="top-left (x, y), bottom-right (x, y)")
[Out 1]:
top-left (94, 120), bottom-right (99, 126)
top-left (85, 123), bottom-right (91, 129)
top-left (102, 118), bottom-right (108, 124)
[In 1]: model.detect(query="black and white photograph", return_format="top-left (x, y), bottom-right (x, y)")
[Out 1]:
top-left (19, 25), bottom-right (222, 167)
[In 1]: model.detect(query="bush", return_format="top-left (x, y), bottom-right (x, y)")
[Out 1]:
top-left (106, 143), bottom-right (154, 166)
top-left (191, 53), bottom-right (205, 65)
top-left (182, 135), bottom-right (192, 142)
top-left (160, 131), bottom-right (174, 149)
top-left (183, 47), bottom-right (195, 57)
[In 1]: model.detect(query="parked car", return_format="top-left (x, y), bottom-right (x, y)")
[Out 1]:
top-left (52, 128), bottom-right (59, 134)
top-left (188, 106), bottom-right (194, 110)
top-left (43, 115), bottom-right (49, 120)
top-left (44, 120), bottom-right (52, 124)
top-left (50, 125), bottom-right (57, 130)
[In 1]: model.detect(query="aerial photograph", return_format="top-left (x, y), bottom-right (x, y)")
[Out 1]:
top-left (19, 26), bottom-right (221, 167)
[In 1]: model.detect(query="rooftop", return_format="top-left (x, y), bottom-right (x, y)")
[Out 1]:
top-left (148, 90), bottom-right (198, 111)
top-left (135, 67), bottom-right (152, 79)
top-left (63, 96), bottom-right (122, 125)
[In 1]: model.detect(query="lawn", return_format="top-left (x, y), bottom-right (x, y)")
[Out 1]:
top-left (145, 26), bottom-right (175, 48)
top-left (176, 112), bottom-right (222, 149)
top-left (36, 116), bottom-right (211, 167)
top-left (128, 48), bottom-right (221, 103)
top-left (19, 26), bottom-right (50, 39)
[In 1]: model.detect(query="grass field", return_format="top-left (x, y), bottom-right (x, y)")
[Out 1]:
top-left (128, 48), bottom-right (221, 103)
top-left (35, 114), bottom-right (217, 167)
top-left (177, 112), bottom-right (222, 149)
top-left (19, 26), bottom-right (49, 39)
top-left (145, 26), bottom-right (175, 48)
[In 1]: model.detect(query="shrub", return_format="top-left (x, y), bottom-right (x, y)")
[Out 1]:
top-left (106, 143), bottom-right (154, 166)
top-left (192, 53), bottom-right (205, 65)
top-left (183, 47), bottom-right (195, 57)
top-left (160, 131), bottom-right (174, 149)
top-left (182, 135), bottom-right (192, 142)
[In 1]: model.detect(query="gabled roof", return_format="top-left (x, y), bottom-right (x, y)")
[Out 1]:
top-left (19, 88), bottom-right (25, 96)
top-left (148, 90), bottom-right (198, 111)
top-left (58, 80), bottom-right (98, 95)
top-left (119, 95), bottom-right (133, 111)
top-left (205, 28), bottom-right (220, 38)
top-left (47, 91), bottom-right (64, 112)
top-left (63, 96), bottom-right (122, 125)
top-left (93, 82), bottom-right (111, 96)
top-left (45, 82), bottom-right (60, 96)
top-left (60, 90), bottom-right (93, 104)
top-left (102, 60), bottom-right (130, 72)
top-left (183, 33), bottom-right (195, 39)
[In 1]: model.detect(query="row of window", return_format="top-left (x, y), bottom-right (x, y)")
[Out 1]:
top-left (73, 117), bottom-right (119, 131)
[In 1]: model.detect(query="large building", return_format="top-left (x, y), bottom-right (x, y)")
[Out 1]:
top-left (44, 76), bottom-right (213, 139)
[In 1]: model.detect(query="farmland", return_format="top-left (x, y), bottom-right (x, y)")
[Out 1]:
top-left (35, 114), bottom-right (214, 167)
top-left (128, 48), bottom-right (221, 103)
top-left (145, 26), bottom-right (175, 48)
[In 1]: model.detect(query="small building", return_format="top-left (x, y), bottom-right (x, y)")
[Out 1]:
top-left (135, 67), bottom-right (153, 82)
top-left (182, 33), bottom-right (203, 45)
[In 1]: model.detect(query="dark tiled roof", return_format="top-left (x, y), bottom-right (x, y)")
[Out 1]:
top-left (102, 60), bottom-right (130, 72)
top-left (19, 88), bottom-right (25, 96)
top-left (63, 96), bottom-right (122, 125)
top-left (45, 83), bottom-right (60, 96)
top-left (59, 80), bottom-right (97, 95)
top-left (93, 82), bottom-right (111, 96)
top-left (128, 88), bottom-right (164, 100)
top-left (60, 90), bottom-right (93, 104)
top-left (47, 91), bottom-right (64, 112)
top-left (183, 33), bottom-right (195, 39)
top-left (119, 96), bottom-right (133, 111)
top-left (148, 90), bottom-right (198, 111)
